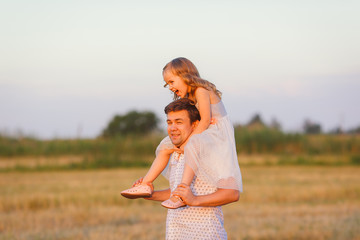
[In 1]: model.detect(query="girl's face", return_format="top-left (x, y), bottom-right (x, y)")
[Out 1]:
top-left (163, 69), bottom-right (189, 98)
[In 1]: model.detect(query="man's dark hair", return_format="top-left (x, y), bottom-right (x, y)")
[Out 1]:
top-left (164, 98), bottom-right (201, 124)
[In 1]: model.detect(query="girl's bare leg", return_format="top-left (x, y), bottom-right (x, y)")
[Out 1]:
top-left (169, 163), bottom-right (195, 202)
top-left (121, 150), bottom-right (173, 198)
top-left (140, 150), bottom-right (172, 186)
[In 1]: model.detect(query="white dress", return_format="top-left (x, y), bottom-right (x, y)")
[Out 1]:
top-left (158, 100), bottom-right (243, 192)
top-left (165, 152), bottom-right (227, 240)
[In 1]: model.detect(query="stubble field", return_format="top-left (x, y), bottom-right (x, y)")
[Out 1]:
top-left (1, 166), bottom-right (359, 240)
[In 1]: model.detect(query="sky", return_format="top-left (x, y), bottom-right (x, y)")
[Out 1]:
top-left (0, 0), bottom-right (359, 139)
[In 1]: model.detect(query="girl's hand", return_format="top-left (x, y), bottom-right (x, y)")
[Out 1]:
top-left (160, 146), bottom-right (183, 157)
top-left (172, 183), bottom-right (197, 206)
top-left (210, 118), bottom-right (217, 125)
top-left (173, 146), bottom-right (184, 154)
top-left (161, 147), bottom-right (176, 155)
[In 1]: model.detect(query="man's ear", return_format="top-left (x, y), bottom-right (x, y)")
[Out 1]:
top-left (191, 120), bottom-right (199, 129)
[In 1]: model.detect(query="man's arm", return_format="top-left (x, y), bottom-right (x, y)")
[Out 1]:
top-left (146, 188), bottom-right (171, 202)
top-left (172, 183), bottom-right (239, 207)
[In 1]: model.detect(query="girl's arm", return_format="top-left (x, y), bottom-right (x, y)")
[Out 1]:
top-left (191, 87), bottom-right (212, 135)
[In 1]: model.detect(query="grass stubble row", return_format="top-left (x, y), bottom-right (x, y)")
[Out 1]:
top-left (0, 166), bottom-right (359, 240)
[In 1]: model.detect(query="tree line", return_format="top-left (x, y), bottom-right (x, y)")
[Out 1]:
top-left (101, 110), bottom-right (360, 137)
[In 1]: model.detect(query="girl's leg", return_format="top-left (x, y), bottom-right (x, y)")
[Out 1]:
top-left (121, 150), bottom-right (171, 198)
top-left (181, 164), bottom-right (195, 186)
top-left (167, 163), bottom-right (195, 203)
top-left (141, 150), bottom-right (171, 185)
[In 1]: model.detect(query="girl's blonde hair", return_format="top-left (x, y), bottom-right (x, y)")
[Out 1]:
top-left (163, 57), bottom-right (222, 101)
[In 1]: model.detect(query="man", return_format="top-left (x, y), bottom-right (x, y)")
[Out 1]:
top-left (145, 98), bottom-right (240, 239)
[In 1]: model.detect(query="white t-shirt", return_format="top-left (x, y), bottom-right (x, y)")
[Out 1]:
top-left (165, 152), bottom-right (227, 240)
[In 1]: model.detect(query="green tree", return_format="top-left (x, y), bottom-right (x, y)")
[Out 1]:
top-left (270, 118), bottom-right (282, 131)
top-left (101, 110), bottom-right (159, 138)
top-left (246, 113), bottom-right (266, 131)
top-left (303, 119), bottom-right (322, 134)
top-left (347, 125), bottom-right (360, 134)
top-left (247, 113), bottom-right (265, 126)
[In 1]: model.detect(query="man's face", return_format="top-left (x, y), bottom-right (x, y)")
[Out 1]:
top-left (167, 110), bottom-right (197, 147)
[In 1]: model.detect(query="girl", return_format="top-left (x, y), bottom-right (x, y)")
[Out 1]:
top-left (121, 57), bottom-right (242, 209)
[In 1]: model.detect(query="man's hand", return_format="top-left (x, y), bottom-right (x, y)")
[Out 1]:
top-left (172, 183), bottom-right (197, 206)
top-left (132, 177), bottom-right (144, 187)
top-left (130, 177), bottom-right (155, 200)
top-left (173, 183), bottom-right (240, 207)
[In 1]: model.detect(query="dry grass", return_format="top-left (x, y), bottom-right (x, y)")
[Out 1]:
top-left (0, 166), bottom-right (359, 240)
top-left (0, 156), bottom-right (84, 169)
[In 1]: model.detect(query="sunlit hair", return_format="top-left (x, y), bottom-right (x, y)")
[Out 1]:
top-left (164, 98), bottom-right (201, 124)
top-left (163, 57), bottom-right (222, 101)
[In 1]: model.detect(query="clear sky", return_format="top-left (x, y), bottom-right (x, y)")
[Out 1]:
top-left (1, 0), bottom-right (359, 139)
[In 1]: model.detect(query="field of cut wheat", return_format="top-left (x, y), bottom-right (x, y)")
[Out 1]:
top-left (0, 166), bottom-right (359, 240)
